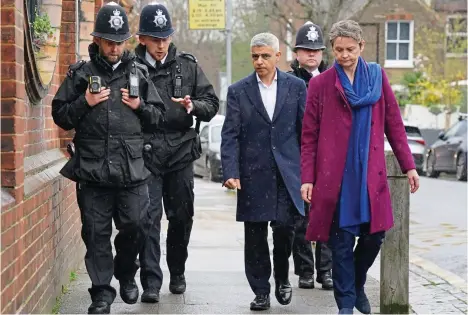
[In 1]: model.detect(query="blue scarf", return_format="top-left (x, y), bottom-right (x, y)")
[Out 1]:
top-left (334, 57), bottom-right (382, 235)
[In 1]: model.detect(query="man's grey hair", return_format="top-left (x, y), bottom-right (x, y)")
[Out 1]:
top-left (250, 33), bottom-right (280, 52)
top-left (329, 20), bottom-right (363, 46)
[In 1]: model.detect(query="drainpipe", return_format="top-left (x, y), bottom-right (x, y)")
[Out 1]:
top-left (75, 0), bottom-right (81, 60)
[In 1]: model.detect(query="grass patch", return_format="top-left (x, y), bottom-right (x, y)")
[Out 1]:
top-left (51, 271), bottom-right (78, 314)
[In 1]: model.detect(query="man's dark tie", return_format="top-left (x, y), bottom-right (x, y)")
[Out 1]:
top-left (156, 60), bottom-right (162, 70)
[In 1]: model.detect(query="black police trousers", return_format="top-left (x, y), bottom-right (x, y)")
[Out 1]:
top-left (244, 177), bottom-right (296, 295)
top-left (76, 183), bottom-right (149, 304)
top-left (139, 163), bottom-right (194, 290)
top-left (292, 203), bottom-right (332, 277)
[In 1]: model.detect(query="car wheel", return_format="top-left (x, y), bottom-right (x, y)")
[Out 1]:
top-left (426, 153), bottom-right (439, 178)
top-left (456, 153), bottom-right (467, 181)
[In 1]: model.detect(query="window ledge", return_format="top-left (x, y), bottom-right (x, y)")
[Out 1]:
top-left (384, 60), bottom-right (414, 69)
top-left (446, 53), bottom-right (468, 58)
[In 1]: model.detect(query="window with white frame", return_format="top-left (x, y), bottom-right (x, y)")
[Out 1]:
top-left (385, 21), bottom-right (414, 68)
top-left (286, 18), bottom-right (293, 61)
top-left (446, 15), bottom-right (467, 57)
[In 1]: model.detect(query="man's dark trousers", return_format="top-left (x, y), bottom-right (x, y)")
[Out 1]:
top-left (244, 176), bottom-right (296, 295)
top-left (293, 203), bottom-right (332, 277)
top-left (77, 183), bottom-right (149, 304)
top-left (327, 218), bottom-right (384, 309)
top-left (140, 163), bottom-right (194, 290)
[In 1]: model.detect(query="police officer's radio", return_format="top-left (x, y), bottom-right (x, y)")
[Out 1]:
top-left (173, 75), bottom-right (183, 98)
top-left (129, 63), bottom-right (139, 98)
top-left (89, 76), bottom-right (102, 94)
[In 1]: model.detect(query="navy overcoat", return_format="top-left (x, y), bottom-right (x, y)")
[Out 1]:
top-left (221, 70), bottom-right (306, 221)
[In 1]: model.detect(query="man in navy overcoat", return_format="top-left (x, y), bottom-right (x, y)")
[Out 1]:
top-left (221, 32), bottom-right (306, 311)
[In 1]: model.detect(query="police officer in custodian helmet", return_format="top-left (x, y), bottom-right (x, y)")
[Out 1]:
top-left (135, 3), bottom-right (219, 303)
top-left (288, 21), bottom-right (333, 291)
top-left (52, 2), bottom-right (165, 313)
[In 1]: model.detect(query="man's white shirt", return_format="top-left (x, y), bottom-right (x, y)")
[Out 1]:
top-left (145, 51), bottom-right (168, 67)
top-left (256, 71), bottom-right (278, 121)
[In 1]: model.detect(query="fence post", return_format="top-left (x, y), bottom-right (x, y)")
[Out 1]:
top-left (381, 151), bottom-right (410, 314)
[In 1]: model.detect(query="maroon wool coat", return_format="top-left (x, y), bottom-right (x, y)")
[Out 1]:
top-left (301, 67), bottom-right (415, 242)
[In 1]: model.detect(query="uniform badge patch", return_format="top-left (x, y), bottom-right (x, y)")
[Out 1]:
top-left (306, 26), bottom-right (319, 42)
top-left (153, 9), bottom-right (168, 28)
top-left (109, 9), bottom-right (124, 31)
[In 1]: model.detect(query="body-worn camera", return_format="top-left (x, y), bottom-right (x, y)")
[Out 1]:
top-left (89, 76), bottom-right (101, 94)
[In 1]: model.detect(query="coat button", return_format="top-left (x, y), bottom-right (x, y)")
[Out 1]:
top-left (273, 146), bottom-right (276, 150)
top-left (379, 171), bottom-right (383, 175)
top-left (144, 144), bottom-right (152, 152)
top-left (109, 160), bottom-right (112, 164)
top-left (374, 146), bottom-right (377, 150)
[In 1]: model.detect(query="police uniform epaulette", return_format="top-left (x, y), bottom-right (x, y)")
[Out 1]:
top-left (67, 60), bottom-right (86, 78)
top-left (179, 52), bottom-right (197, 63)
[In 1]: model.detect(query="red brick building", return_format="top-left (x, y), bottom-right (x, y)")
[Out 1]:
top-left (1, 0), bottom-right (132, 313)
top-left (275, 0), bottom-right (467, 83)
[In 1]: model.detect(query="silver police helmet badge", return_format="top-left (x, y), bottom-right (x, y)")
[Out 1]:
top-left (109, 9), bottom-right (124, 31)
top-left (153, 9), bottom-right (168, 28)
top-left (306, 26), bottom-right (319, 42)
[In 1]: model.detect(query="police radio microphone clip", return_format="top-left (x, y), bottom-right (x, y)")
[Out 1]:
top-left (89, 76), bottom-right (102, 94)
top-left (128, 63), bottom-right (139, 98)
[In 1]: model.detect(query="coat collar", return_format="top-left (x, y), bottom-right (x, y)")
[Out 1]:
top-left (244, 69), bottom-right (290, 123)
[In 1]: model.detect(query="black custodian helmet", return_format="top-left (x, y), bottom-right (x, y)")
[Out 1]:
top-left (294, 21), bottom-right (326, 51)
top-left (91, 2), bottom-right (132, 42)
top-left (137, 3), bottom-right (175, 38)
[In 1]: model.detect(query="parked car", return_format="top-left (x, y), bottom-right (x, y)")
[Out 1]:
top-left (424, 114), bottom-right (467, 181)
top-left (384, 121), bottom-right (426, 174)
top-left (193, 117), bottom-right (225, 182)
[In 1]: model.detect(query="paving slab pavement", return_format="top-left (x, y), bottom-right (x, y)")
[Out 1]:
top-left (59, 178), bottom-right (468, 314)
top-left (59, 178), bottom-right (380, 314)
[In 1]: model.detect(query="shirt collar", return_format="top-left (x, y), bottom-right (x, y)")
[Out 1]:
top-left (256, 70), bottom-right (278, 86)
top-left (311, 68), bottom-right (321, 77)
top-left (112, 60), bottom-right (121, 71)
top-left (145, 51), bottom-right (168, 67)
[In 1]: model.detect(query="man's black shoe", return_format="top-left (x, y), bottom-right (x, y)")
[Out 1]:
top-left (119, 279), bottom-right (139, 304)
top-left (355, 290), bottom-right (371, 314)
top-left (88, 301), bottom-right (110, 314)
top-left (317, 271), bottom-right (333, 290)
top-left (298, 274), bottom-right (315, 289)
top-left (169, 274), bottom-right (186, 294)
top-left (141, 288), bottom-right (160, 303)
top-left (275, 281), bottom-right (292, 305)
top-left (250, 294), bottom-right (270, 311)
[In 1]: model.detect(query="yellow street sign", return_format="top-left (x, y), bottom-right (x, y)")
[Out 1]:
top-left (188, 0), bottom-right (226, 30)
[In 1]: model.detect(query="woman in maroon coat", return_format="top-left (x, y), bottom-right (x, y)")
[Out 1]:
top-left (300, 20), bottom-right (420, 314)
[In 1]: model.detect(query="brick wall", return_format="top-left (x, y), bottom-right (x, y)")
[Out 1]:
top-left (0, 0), bottom-right (94, 313)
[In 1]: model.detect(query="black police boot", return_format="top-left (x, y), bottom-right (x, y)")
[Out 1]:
top-left (169, 274), bottom-right (186, 294)
top-left (250, 294), bottom-right (270, 311)
top-left (298, 273), bottom-right (315, 289)
top-left (88, 301), bottom-right (110, 314)
top-left (141, 288), bottom-right (160, 303)
top-left (119, 279), bottom-right (139, 304)
top-left (317, 270), bottom-right (333, 290)
top-left (275, 280), bottom-right (292, 305)
top-left (355, 290), bottom-right (371, 314)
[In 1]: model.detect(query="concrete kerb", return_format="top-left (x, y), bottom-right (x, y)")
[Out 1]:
top-left (410, 254), bottom-right (468, 293)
